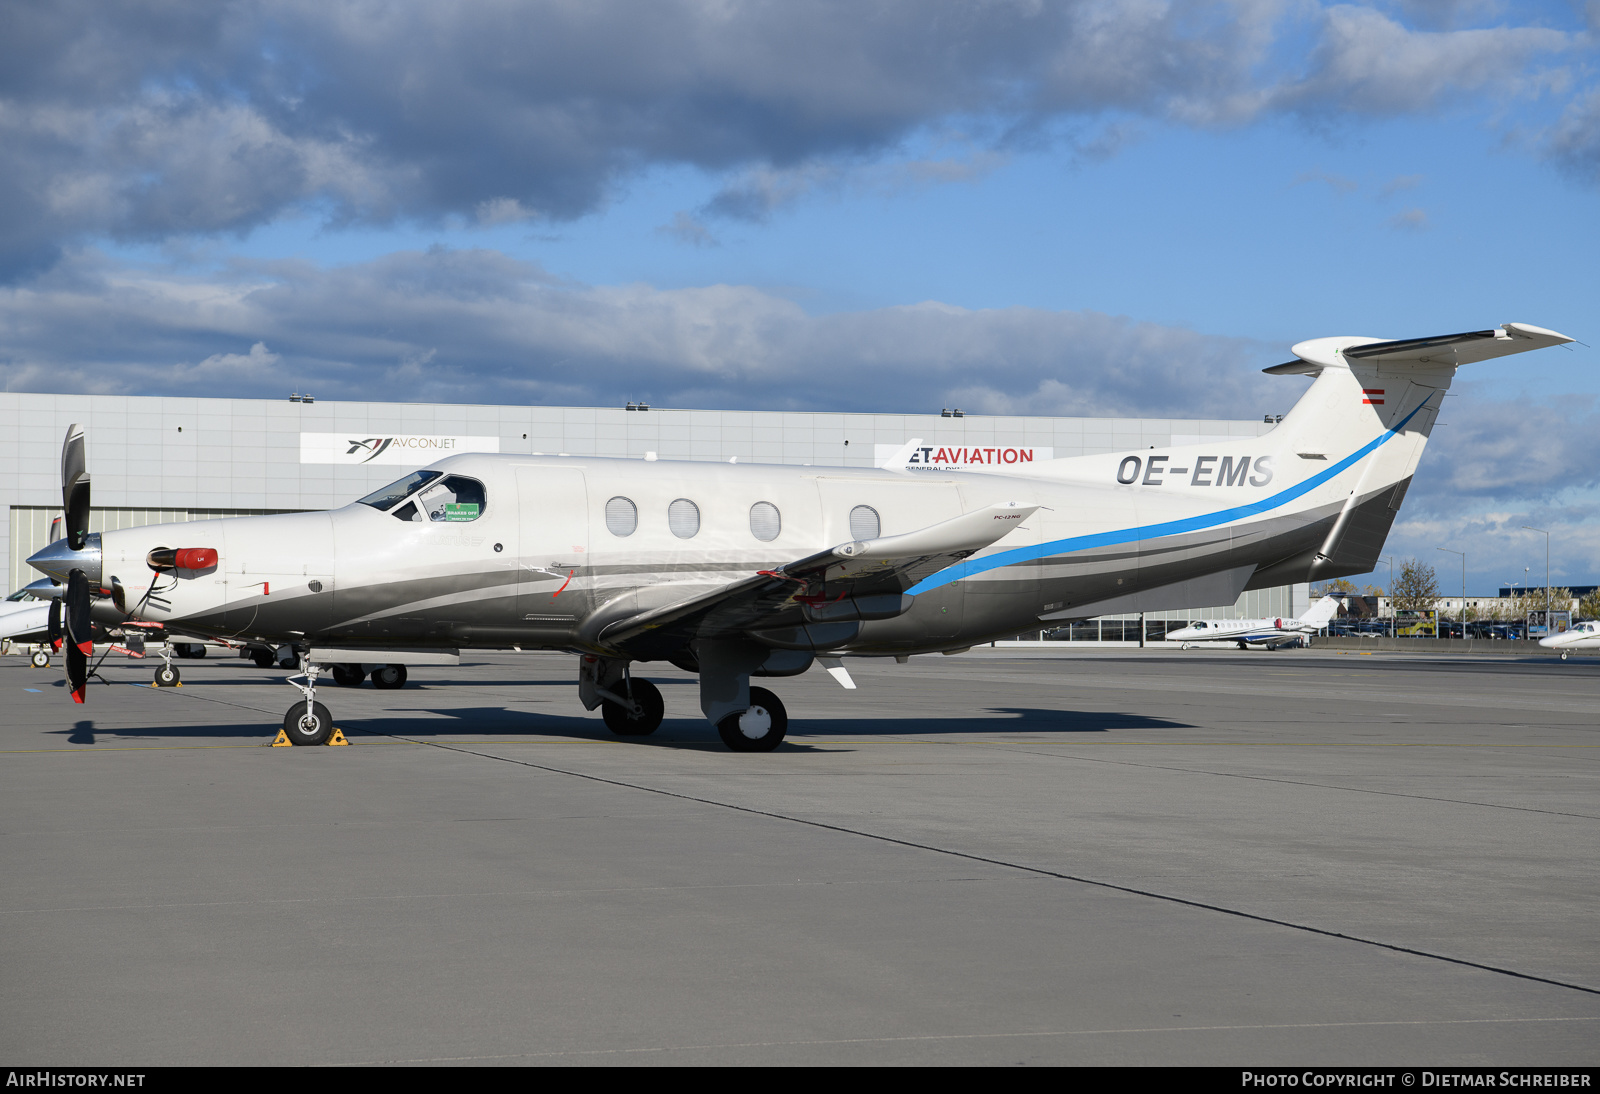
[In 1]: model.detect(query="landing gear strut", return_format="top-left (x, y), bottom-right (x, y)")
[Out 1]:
top-left (601, 676), bottom-right (665, 736)
top-left (579, 656), bottom-right (666, 736)
top-left (153, 643), bottom-right (180, 687)
top-left (282, 660), bottom-right (333, 745)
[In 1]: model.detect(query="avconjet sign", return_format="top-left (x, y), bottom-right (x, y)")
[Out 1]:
top-left (300, 434), bottom-right (501, 466)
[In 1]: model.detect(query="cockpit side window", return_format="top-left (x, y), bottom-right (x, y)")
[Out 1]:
top-left (359, 471), bottom-right (442, 512)
top-left (416, 476), bottom-right (487, 522)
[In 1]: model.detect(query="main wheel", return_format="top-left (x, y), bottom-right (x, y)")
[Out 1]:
top-left (188, 643), bottom-right (207, 659)
top-left (601, 679), bottom-right (665, 736)
top-left (251, 648), bottom-right (275, 668)
top-left (154, 664), bottom-right (180, 687)
top-left (30, 649), bottom-right (50, 669)
top-left (332, 664), bottom-right (366, 687)
top-left (282, 700), bottom-right (334, 746)
top-left (371, 664), bottom-right (408, 690)
top-left (716, 686), bottom-right (788, 752)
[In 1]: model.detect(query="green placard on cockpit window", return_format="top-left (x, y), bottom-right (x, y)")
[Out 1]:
top-left (443, 503), bottom-right (480, 522)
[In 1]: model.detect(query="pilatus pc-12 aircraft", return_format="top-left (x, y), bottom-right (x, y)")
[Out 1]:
top-left (27, 322), bottom-right (1572, 750)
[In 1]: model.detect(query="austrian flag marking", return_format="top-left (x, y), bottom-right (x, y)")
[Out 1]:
top-left (1362, 388), bottom-right (1385, 405)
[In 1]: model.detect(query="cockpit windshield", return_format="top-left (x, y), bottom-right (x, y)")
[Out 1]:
top-left (402, 476), bottom-right (487, 522)
top-left (4, 588), bottom-right (35, 602)
top-left (358, 471), bottom-right (442, 512)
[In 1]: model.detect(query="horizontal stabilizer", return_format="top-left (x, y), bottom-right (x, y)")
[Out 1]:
top-left (1266, 322), bottom-right (1573, 374)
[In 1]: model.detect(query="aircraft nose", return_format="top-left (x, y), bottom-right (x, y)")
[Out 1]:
top-left (27, 533), bottom-right (102, 586)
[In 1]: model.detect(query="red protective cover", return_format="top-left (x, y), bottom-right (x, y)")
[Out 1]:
top-left (174, 547), bottom-right (218, 570)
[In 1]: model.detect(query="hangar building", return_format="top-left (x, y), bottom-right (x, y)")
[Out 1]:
top-left (0, 392), bottom-right (1308, 639)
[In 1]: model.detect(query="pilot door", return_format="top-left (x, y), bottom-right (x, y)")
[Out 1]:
top-left (516, 466), bottom-right (591, 633)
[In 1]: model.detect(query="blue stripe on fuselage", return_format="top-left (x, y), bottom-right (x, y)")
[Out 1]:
top-left (908, 399), bottom-right (1428, 595)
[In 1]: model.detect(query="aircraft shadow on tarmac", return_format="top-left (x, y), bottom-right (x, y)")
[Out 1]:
top-left (37, 703), bottom-right (1193, 748)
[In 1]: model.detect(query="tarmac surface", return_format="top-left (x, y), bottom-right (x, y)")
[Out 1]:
top-left (1, 645), bottom-right (1597, 1066)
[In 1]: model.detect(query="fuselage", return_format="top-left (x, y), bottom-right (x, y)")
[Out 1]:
top-left (1539, 621), bottom-right (1599, 651)
top-left (1164, 617), bottom-right (1311, 645)
top-left (49, 444), bottom-right (1343, 659)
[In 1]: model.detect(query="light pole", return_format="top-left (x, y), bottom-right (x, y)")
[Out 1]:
top-left (1437, 547), bottom-right (1464, 638)
top-left (1522, 526), bottom-right (1550, 635)
top-left (1385, 555), bottom-right (1395, 638)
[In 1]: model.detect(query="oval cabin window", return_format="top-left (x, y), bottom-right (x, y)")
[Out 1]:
top-left (749, 501), bottom-right (781, 542)
top-left (668, 498), bottom-right (701, 539)
top-left (605, 496), bottom-right (638, 537)
top-left (849, 504), bottom-right (880, 541)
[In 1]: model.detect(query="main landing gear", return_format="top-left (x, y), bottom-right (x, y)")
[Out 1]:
top-left (578, 643), bottom-right (796, 752)
top-left (715, 687), bottom-right (787, 752)
top-left (580, 656), bottom-right (666, 736)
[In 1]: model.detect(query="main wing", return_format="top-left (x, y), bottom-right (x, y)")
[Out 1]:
top-left (593, 502), bottom-right (1039, 659)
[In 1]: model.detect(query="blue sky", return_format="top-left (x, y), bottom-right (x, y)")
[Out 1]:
top-left (3, 0), bottom-right (1598, 592)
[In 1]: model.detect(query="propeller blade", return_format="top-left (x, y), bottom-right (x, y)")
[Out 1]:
top-left (61, 424), bottom-right (91, 551)
top-left (66, 569), bottom-right (93, 657)
top-left (66, 640), bottom-right (87, 704)
top-left (47, 597), bottom-right (62, 642)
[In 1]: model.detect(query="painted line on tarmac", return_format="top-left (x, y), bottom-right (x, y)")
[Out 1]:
top-left (380, 732), bottom-right (1600, 1001)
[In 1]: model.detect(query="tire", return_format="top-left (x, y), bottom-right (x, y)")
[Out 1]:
top-left (1561, 651), bottom-right (1569, 661)
top-left (251, 648), bottom-right (275, 668)
top-left (716, 686), bottom-right (787, 752)
top-left (30, 650), bottom-right (50, 669)
top-left (332, 664), bottom-right (366, 687)
top-left (189, 644), bottom-right (207, 659)
top-left (371, 664), bottom-right (408, 690)
top-left (154, 665), bottom-right (180, 687)
top-left (283, 700), bottom-right (334, 746)
top-left (601, 679), bottom-right (665, 736)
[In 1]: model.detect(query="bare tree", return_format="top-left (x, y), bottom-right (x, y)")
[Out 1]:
top-left (1391, 558), bottom-right (1440, 614)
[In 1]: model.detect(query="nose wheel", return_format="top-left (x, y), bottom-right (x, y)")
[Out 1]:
top-left (153, 643), bottom-right (181, 686)
top-left (30, 648), bottom-right (51, 669)
top-left (280, 661), bottom-right (335, 745)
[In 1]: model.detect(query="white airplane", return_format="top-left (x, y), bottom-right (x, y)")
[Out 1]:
top-left (24, 322), bottom-right (1573, 750)
top-left (1164, 595), bottom-right (1342, 650)
top-left (1539, 620), bottom-right (1599, 660)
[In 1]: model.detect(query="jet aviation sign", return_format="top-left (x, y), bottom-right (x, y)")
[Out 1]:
top-left (874, 443), bottom-right (1052, 471)
top-left (300, 433), bottom-right (501, 466)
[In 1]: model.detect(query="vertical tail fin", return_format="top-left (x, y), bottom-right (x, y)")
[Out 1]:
top-left (1298, 595), bottom-right (1342, 628)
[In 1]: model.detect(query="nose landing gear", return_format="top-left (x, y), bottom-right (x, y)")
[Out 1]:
top-left (153, 642), bottom-right (181, 687)
top-left (30, 648), bottom-right (51, 669)
top-left (280, 660), bottom-right (334, 745)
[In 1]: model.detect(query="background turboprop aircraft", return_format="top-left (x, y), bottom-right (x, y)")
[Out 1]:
top-left (1164, 595), bottom-right (1342, 650)
top-left (25, 322), bottom-right (1572, 750)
